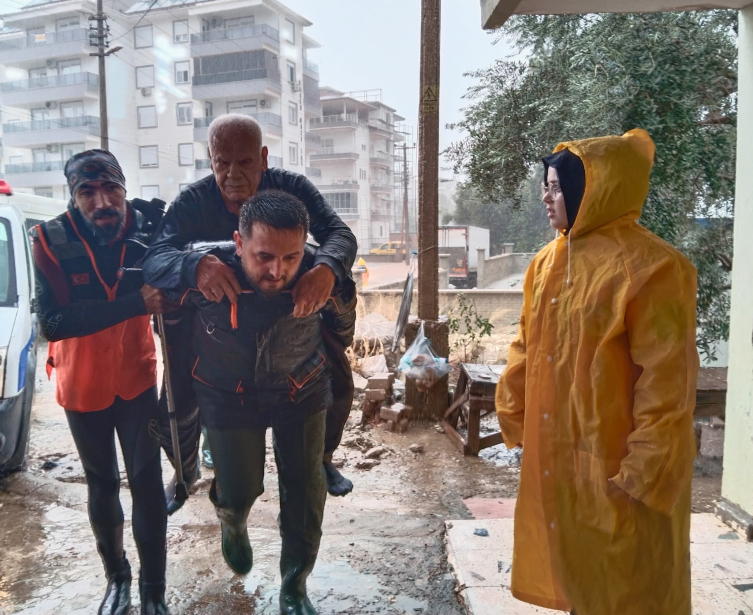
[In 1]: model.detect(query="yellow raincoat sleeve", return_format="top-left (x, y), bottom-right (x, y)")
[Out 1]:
top-left (611, 256), bottom-right (699, 516)
top-left (495, 262), bottom-right (534, 448)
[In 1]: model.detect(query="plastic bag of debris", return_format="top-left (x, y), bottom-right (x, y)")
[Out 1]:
top-left (398, 322), bottom-right (451, 392)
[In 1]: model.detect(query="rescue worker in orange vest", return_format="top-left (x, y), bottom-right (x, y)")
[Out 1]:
top-left (496, 130), bottom-right (699, 615)
top-left (31, 150), bottom-right (178, 615)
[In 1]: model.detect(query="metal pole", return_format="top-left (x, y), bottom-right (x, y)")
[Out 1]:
top-left (96, 0), bottom-right (108, 150)
top-left (417, 0), bottom-right (440, 321)
top-left (402, 143), bottom-right (410, 265)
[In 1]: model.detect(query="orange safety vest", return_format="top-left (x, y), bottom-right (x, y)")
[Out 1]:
top-left (36, 210), bottom-right (157, 412)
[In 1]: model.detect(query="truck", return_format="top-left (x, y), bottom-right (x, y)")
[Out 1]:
top-left (438, 225), bottom-right (490, 288)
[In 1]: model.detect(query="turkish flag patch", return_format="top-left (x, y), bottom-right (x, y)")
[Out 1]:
top-left (70, 273), bottom-right (89, 286)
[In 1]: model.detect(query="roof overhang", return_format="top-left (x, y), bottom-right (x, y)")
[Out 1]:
top-left (481, 0), bottom-right (753, 29)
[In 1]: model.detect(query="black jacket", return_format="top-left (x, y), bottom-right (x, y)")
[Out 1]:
top-left (31, 202), bottom-right (156, 342)
top-left (168, 242), bottom-right (357, 429)
top-left (141, 169), bottom-right (358, 290)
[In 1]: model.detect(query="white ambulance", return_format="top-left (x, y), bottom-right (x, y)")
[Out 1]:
top-left (0, 181), bottom-right (66, 473)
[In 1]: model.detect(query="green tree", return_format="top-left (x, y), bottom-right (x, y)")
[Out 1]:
top-left (446, 11), bottom-right (737, 361)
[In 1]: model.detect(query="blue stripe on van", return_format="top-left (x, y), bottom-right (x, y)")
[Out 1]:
top-left (17, 318), bottom-right (35, 391)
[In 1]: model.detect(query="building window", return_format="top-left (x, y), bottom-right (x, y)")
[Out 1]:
top-left (284, 18), bottom-right (295, 43)
top-left (178, 143), bottom-right (193, 166)
top-left (34, 187), bottom-right (54, 198)
top-left (177, 103), bottom-right (193, 125)
top-left (225, 16), bottom-right (254, 30)
top-left (8, 155), bottom-right (22, 165)
top-left (137, 105), bottom-right (157, 128)
top-left (141, 185), bottom-right (160, 200)
top-left (56, 17), bottom-right (78, 33)
top-left (323, 192), bottom-right (357, 215)
top-left (289, 142), bottom-right (298, 166)
top-left (140, 146), bottom-right (158, 168)
top-left (136, 65), bottom-right (155, 89)
top-left (360, 169), bottom-right (367, 180)
top-left (134, 25), bottom-right (153, 48)
top-left (362, 144), bottom-right (367, 151)
top-left (287, 61), bottom-right (296, 84)
top-left (288, 103), bottom-right (298, 125)
top-left (173, 20), bottom-right (189, 43)
top-left (63, 143), bottom-right (85, 160)
top-left (175, 61), bottom-right (190, 85)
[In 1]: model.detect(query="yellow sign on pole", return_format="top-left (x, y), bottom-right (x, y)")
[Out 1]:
top-left (421, 84), bottom-right (439, 114)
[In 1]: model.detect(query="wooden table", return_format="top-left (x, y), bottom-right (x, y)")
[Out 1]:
top-left (443, 364), bottom-right (506, 456)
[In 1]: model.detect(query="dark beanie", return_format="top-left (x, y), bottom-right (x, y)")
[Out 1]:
top-left (542, 149), bottom-right (586, 230)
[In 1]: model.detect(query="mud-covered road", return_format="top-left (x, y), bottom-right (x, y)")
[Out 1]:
top-left (0, 348), bottom-right (526, 615)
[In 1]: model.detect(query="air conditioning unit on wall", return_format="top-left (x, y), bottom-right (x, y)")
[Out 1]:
top-left (141, 87), bottom-right (152, 97)
top-left (44, 101), bottom-right (57, 109)
top-left (46, 59), bottom-right (56, 68)
top-left (46, 144), bottom-right (59, 153)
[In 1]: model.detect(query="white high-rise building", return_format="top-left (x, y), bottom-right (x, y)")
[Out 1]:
top-left (0, 0), bottom-right (321, 202)
top-left (305, 87), bottom-right (404, 253)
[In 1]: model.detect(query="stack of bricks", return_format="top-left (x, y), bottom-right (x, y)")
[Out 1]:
top-left (379, 402), bottom-right (412, 434)
top-left (362, 373), bottom-right (394, 424)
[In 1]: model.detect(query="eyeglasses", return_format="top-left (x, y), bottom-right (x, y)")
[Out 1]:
top-left (541, 182), bottom-right (562, 199)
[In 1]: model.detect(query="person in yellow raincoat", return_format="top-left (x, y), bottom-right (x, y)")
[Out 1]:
top-left (496, 129), bottom-right (699, 615)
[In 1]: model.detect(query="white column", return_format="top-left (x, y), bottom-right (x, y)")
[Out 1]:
top-left (722, 4), bottom-right (753, 517)
top-left (477, 247), bottom-right (486, 288)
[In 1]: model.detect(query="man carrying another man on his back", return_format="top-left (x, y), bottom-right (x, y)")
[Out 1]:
top-left (165, 191), bottom-right (356, 615)
top-left (142, 115), bottom-right (359, 513)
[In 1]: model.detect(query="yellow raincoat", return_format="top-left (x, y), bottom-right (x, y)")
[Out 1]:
top-left (496, 129), bottom-right (699, 615)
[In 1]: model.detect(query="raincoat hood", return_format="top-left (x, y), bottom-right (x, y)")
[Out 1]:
top-left (554, 128), bottom-right (655, 237)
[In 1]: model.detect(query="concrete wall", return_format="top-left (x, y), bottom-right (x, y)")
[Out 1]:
top-left (722, 3), bottom-right (753, 517)
top-left (480, 253), bottom-right (534, 287)
top-left (358, 288), bottom-right (524, 325)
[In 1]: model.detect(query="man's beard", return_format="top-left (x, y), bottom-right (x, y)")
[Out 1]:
top-left (241, 259), bottom-right (287, 297)
top-left (83, 210), bottom-right (125, 245)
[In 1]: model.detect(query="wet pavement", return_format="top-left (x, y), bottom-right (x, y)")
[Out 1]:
top-left (0, 346), bottom-right (522, 615)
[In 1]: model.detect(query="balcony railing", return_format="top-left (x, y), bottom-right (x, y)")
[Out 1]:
top-left (303, 58), bottom-right (319, 79)
top-left (4, 160), bottom-right (65, 174)
top-left (268, 155), bottom-right (283, 168)
top-left (1, 71), bottom-right (98, 93)
top-left (195, 159), bottom-right (211, 169)
top-left (2, 115), bottom-right (99, 133)
top-left (306, 167), bottom-right (322, 178)
top-left (331, 207), bottom-right (359, 218)
top-left (309, 114), bottom-right (363, 129)
top-left (193, 67), bottom-right (281, 87)
top-left (195, 112), bottom-right (282, 129)
top-left (190, 24), bottom-right (279, 44)
top-left (320, 147), bottom-right (359, 155)
top-left (315, 179), bottom-right (360, 189)
top-left (370, 151), bottom-right (393, 164)
top-left (304, 95), bottom-right (321, 111)
top-left (0, 27), bottom-right (88, 51)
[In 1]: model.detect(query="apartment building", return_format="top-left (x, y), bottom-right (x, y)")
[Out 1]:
top-left (0, 0), bottom-right (321, 203)
top-left (306, 87), bottom-right (404, 253)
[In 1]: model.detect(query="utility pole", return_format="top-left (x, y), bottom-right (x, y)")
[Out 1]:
top-left (89, 3), bottom-right (121, 151)
top-left (397, 142), bottom-right (415, 265)
top-left (406, 0), bottom-right (448, 421)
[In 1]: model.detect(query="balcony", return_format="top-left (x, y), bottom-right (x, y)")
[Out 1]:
top-left (331, 207), bottom-right (359, 220)
top-left (0, 72), bottom-right (99, 107)
top-left (3, 160), bottom-right (65, 187)
top-left (192, 67), bottom-right (281, 100)
top-left (2, 115), bottom-right (100, 148)
top-left (313, 179), bottom-right (359, 191)
top-left (369, 118), bottom-right (395, 138)
top-left (190, 24), bottom-right (280, 57)
top-left (194, 112), bottom-right (282, 142)
top-left (0, 28), bottom-right (90, 65)
top-left (305, 132), bottom-right (322, 152)
top-left (370, 151), bottom-right (393, 167)
top-left (309, 147), bottom-right (360, 162)
top-left (303, 58), bottom-right (319, 81)
top-left (306, 167), bottom-right (322, 178)
top-left (309, 114), bottom-right (364, 131)
top-left (268, 155), bottom-right (283, 168)
top-left (371, 182), bottom-right (394, 194)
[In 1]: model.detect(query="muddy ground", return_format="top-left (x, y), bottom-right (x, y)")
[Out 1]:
top-left (0, 348), bottom-right (723, 615)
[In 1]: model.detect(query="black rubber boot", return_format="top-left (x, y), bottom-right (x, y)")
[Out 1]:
top-left (323, 460), bottom-right (353, 497)
top-left (217, 508), bottom-right (253, 575)
top-left (97, 555), bottom-right (132, 615)
top-left (139, 580), bottom-right (171, 615)
top-left (279, 561), bottom-right (318, 615)
top-left (164, 457), bottom-right (200, 516)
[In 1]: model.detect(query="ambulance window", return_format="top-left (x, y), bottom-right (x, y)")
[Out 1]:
top-left (0, 220), bottom-right (18, 307)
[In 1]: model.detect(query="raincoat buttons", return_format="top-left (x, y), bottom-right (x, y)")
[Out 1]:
top-left (551, 298), bottom-right (558, 305)
top-left (550, 522), bottom-right (556, 530)
top-left (544, 470), bottom-right (550, 477)
top-left (547, 356), bottom-right (553, 363)
top-left (543, 414), bottom-right (550, 420)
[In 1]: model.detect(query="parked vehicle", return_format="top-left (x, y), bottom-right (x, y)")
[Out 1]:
top-left (370, 241), bottom-right (407, 256)
top-left (0, 199), bottom-right (38, 474)
top-left (0, 180), bottom-right (67, 230)
top-left (438, 225), bottom-right (490, 288)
